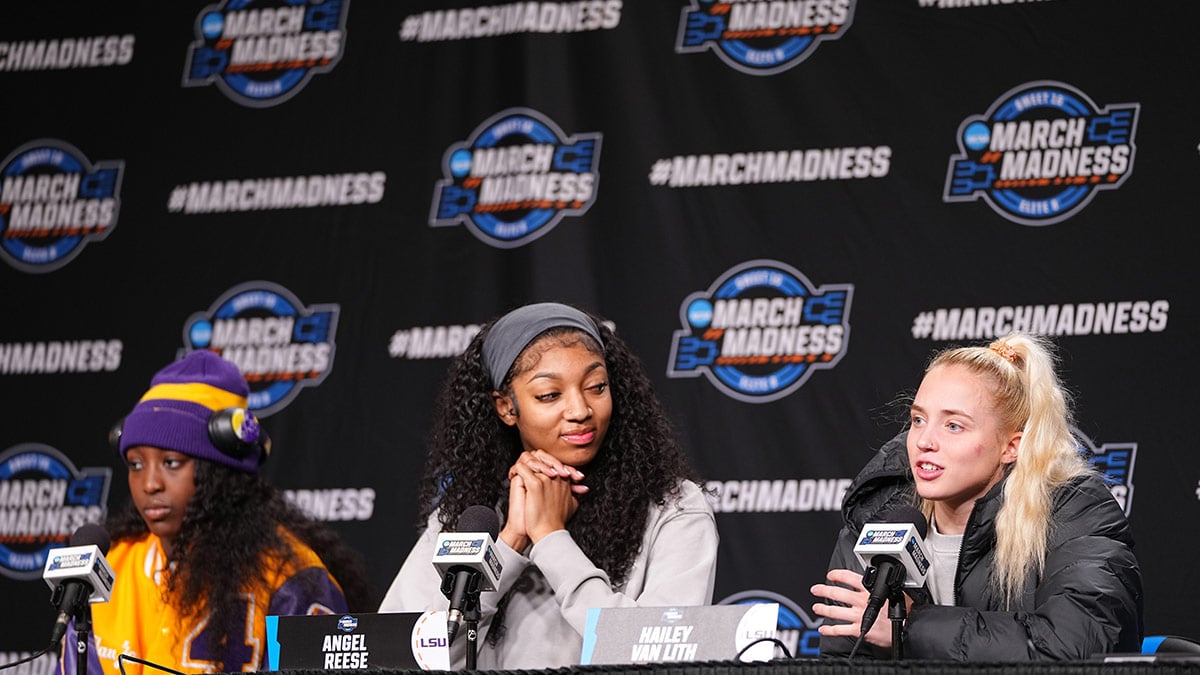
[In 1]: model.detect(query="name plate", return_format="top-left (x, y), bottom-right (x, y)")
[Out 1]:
top-left (266, 611), bottom-right (449, 671)
top-left (581, 604), bottom-right (778, 665)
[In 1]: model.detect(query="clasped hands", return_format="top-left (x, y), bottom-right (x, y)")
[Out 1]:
top-left (499, 449), bottom-right (589, 553)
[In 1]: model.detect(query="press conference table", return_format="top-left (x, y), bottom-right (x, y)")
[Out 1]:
top-left (268, 656), bottom-right (1200, 675)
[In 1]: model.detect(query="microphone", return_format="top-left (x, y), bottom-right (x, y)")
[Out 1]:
top-left (432, 505), bottom-right (502, 644)
top-left (851, 506), bottom-right (930, 638)
top-left (44, 523), bottom-right (115, 647)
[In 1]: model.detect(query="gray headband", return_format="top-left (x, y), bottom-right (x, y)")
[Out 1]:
top-left (482, 302), bottom-right (604, 389)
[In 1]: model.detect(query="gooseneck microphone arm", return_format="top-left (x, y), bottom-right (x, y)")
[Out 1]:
top-left (849, 555), bottom-right (907, 659)
top-left (49, 577), bottom-right (91, 648)
top-left (440, 566), bottom-right (482, 645)
top-left (858, 554), bottom-right (907, 642)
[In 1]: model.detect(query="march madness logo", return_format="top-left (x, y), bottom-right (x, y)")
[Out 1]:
top-left (183, 281), bottom-right (339, 415)
top-left (0, 444), bottom-right (111, 581)
top-left (668, 260), bottom-right (852, 403)
top-left (430, 107), bottom-right (601, 248)
top-left (1075, 426), bottom-right (1137, 516)
top-left (720, 590), bottom-right (822, 658)
top-left (0, 139), bottom-right (124, 273)
top-left (183, 0), bottom-right (350, 107)
top-left (945, 81), bottom-right (1139, 226)
top-left (676, 0), bottom-right (855, 75)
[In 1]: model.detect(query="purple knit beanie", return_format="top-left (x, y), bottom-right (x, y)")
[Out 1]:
top-left (118, 350), bottom-right (263, 474)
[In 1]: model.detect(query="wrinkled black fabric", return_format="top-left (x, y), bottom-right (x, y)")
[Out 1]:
top-left (819, 432), bottom-right (1143, 661)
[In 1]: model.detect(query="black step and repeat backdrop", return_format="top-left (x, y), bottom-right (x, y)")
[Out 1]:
top-left (2, 0), bottom-right (1197, 665)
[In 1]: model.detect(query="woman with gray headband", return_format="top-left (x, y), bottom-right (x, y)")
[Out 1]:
top-left (380, 302), bottom-right (718, 668)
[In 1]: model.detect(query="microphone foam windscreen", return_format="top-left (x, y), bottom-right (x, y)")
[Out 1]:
top-left (882, 505), bottom-right (928, 539)
top-left (70, 522), bottom-right (112, 554)
top-left (457, 505), bottom-right (500, 540)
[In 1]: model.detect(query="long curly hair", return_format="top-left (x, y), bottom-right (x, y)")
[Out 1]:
top-left (108, 461), bottom-right (371, 670)
top-left (417, 309), bottom-right (700, 592)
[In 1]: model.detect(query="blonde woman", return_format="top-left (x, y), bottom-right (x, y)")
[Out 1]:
top-left (812, 333), bottom-right (1142, 659)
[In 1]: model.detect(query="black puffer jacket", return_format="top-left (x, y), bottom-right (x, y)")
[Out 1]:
top-left (819, 432), bottom-right (1143, 660)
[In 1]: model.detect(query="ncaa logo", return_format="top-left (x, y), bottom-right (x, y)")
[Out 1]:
top-left (944, 80), bottom-right (1139, 226)
top-left (668, 260), bottom-right (853, 403)
top-left (677, 0), bottom-right (856, 75)
top-left (183, 0), bottom-right (350, 107)
top-left (184, 281), bottom-right (339, 416)
top-left (0, 444), bottom-right (111, 580)
top-left (430, 107), bottom-right (601, 248)
top-left (0, 139), bottom-right (124, 273)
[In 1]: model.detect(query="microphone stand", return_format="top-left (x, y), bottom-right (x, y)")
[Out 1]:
top-left (887, 586), bottom-right (907, 660)
top-left (463, 595), bottom-right (480, 671)
top-left (443, 568), bottom-right (483, 671)
top-left (75, 602), bottom-right (93, 675)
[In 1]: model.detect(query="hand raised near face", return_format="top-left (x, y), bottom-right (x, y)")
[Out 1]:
top-left (507, 449), bottom-right (589, 494)
top-left (507, 450), bottom-right (586, 543)
top-left (499, 471), bottom-right (531, 553)
top-left (500, 450), bottom-right (589, 551)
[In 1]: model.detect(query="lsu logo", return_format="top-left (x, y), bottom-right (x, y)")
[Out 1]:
top-left (1074, 426), bottom-right (1137, 516)
top-left (184, 281), bottom-right (339, 415)
top-left (430, 107), bottom-right (601, 248)
top-left (669, 260), bottom-right (852, 403)
top-left (183, 0), bottom-right (350, 107)
top-left (0, 139), bottom-right (124, 273)
top-left (720, 590), bottom-right (821, 658)
top-left (676, 0), bottom-right (855, 75)
top-left (945, 81), bottom-right (1139, 226)
top-left (0, 444), bottom-right (111, 580)
top-left (411, 610), bottom-right (451, 670)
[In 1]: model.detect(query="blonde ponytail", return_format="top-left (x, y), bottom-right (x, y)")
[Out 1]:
top-left (926, 332), bottom-right (1089, 607)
